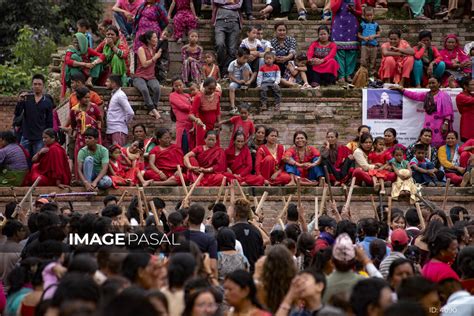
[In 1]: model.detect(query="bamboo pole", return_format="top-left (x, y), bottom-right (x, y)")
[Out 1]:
top-left (319, 185), bottom-right (328, 215)
top-left (323, 166), bottom-right (334, 202)
top-left (344, 177), bottom-right (356, 210)
top-left (149, 200), bottom-right (161, 227)
top-left (139, 188), bottom-right (150, 221)
top-left (176, 165), bottom-right (189, 195)
top-left (387, 197), bottom-right (392, 225)
top-left (370, 195), bottom-right (380, 221)
top-left (183, 173), bottom-right (204, 207)
top-left (117, 190), bottom-right (129, 206)
top-left (314, 197), bottom-right (319, 229)
top-left (12, 176), bottom-right (41, 218)
top-left (415, 202), bottom-right (426, 230)
top-left (214, 177), bottom-right (227, 204)
top-left (136, 186), bottom-right (144, 226)
top-left (234, 179), bottom-right (247, 200)
top-left (223, 188), bottom-right (229, 205)
top-left (255, 191), bottom-right (268, 216)
top-left (442, 178), bottom-right (454, 227)
top-left (277, 195), bottom-right (293, 220)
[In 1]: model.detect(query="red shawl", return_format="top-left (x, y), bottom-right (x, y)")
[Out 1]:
top-left (149, 144), bottom-right (185, 173)
top-left (36, 142), bottom-right (71, 185)
top-left (194, 145), bottom-right (227, 172)
top-left (225, 145), bottom-right (253, 176)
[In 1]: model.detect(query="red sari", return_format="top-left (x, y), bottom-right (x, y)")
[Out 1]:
top-left (224, 145), bottom-right (265, 186)
top-left (191, 91), bottom-right (221, 147)
top-left (255, 144), bottom-right (291, 185)
top-left (26, 142), bottom-right (71, 186)
top-left (187, 145), bottom-right (226, 186)
top-left (170, 92), bottom-right (194, 151)
top-left (144, 144), bottom-right (185, 182)
top-left (109, 158), bottom-right (131, 187)
top-left (70, 102), bottom-right (102, 175)
top-left (283, 146), bottom-right (320, 180)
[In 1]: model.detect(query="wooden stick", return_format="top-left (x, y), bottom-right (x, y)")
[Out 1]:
top-left (344, 177), bottom-right (356, 210)
top-left (139, 188), bottom-right (150, 220)
top-left (183, 173), bottom-right (204, 206)
top-left (460, 212), bottom-right (464, 221)
top-left (234, 180), bottom-right (247, 201)
top-left (297, 178), bottom-right (302, 208)
top-left (387, 197), bottom-right (392, 225)
top-left (117, 190), bottom-right (129, 206)
top-left (223, 188), bottom-right (229, 205)
top-left (255, 191), bottom-right (268, 216)
top-left (149, 200), bottom-right (161, 227)
top-left (277, 195), bottom-right (293, 220)
top-left (230, 182), bottom-right (235, 206)
top-left (253, 196), bottom-right (259, 209)
top-left (370, 195), bottom-right (380, 221)
top-left (214, 177), bottom-right (227, 204)
top-left (319, 185), bottom-right (328, 215)
top-left (441, 178), bottom-right (451, 211)
top-left (39, 192), bottom-right (98, 198)
top-left (10, 187), bottom-right (18, 203)
top-left (279, 218), bottom-right (285, 229)
top-left (314, 197), bottom-right (319, 229)
top-left (12, 176), bottom-right (41, 218)
top-left (136, 187), bottom-right (144, 226)
top-left (323, 166), bottom-right (334, 202)
top-left (176, 165), bottom-right (189, 195)
top-left (415, 202), bottom-right (426, 231)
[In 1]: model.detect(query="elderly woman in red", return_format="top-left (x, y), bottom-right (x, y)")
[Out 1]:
top-left (144, 128), bottom-right (185, 186)
top-left (255, 128), bottom-right (291, 186)
top-left (283, 130), bottom-right (322, 185)
top-left (184, 130), bottom-right (226, 186)
top-left (352, 133), bottom-right (397, 189)
top-left (456, 77), bottom-right (474, 142)
top-left (189, 77), bottom-right (221, 147)
top-left (26, 128), bottom-right (71, 187)
top-left (439, 34), bottom-right (472, 85)
top-left (224, 132), bottom-right (265, 186)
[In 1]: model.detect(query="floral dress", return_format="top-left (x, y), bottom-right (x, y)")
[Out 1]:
top-left (172, 0), bottom-right (198, 40)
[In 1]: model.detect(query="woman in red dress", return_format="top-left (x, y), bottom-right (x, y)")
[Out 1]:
top-left (456, 77), bottom-right (474, 142)
top-left (224, 132), bottom-right (265, 186)
top-left (189, 77), bottom-right (221, 147)
top-left (26, 128), bottom-right (71, 187)
top-left (65, 87), bottom-right (102, 176)
top-left (283, 131), bottom-right (321, 185)
top-left (318, 129), bottom-right (354, 185)
top-left (170, 77), bottom-right (194, 153)
top-left (255, 128), bottom-right (291, 186)
top-left (184, 130), bottom-right (227, 186)
top-left (144, 128), bottom-right (186, 185)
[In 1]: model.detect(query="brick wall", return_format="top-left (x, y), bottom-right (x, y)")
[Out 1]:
top-left (0, 96), bottom-right (18, 131)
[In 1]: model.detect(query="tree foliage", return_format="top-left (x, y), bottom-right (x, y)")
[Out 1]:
top-left (0, 0), bottom-right (103, 62)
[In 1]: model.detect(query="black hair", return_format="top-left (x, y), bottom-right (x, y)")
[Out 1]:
top-left (359, 133), bottom-right (374, 148)
top-left (336, 220), bottom-right (357, 243)
top-left (68, 254), bottom-right (98, 275)
top-left (205, 129), bottom-right (218, 139)
top-left (384, 301), bottom-right (427, 316)
top-left (211, 211), bottom-right (229, 230)
top-left (188, 204), bottom-right (205, 225)
top-left (350, 278), bottom-right (390, 316)
top-left (225, 270), bottom-right (264, 308)
top-left (292, 130), bottom-right (308, 144)
top-left (264, 51), bottom-right (275, 59)
top-left (5, 201), bottom-right (17, 220)
top-left (84, 127), bottom-right (99, 139)
top-left (42, 128), bottom-right (57, 140)
top-left (392, 146), bottom-right (405, 156)
top-left (363, 5), bottom-right (374, 13)
top-left (168, 211), bottom-right (183, 227)
top-left (212, 202), bottom-right (227, 214)
top-left (274, 21), bottom-right (287, 30)
top-left (233, 130), bottom-right (246, 142)
top-left (373, 136), bottom-right (384, 146)
top-left (168, 253), bottom-right (196, 288)
top-left (418, 30), bottom-right (432, 41)
top-left (99, 276), bottom-right (132, 308)
top-left (132, 123), bottom-right (147, 135)
top-left (460, 76), bottom-right (473, 90)
top-left (450, 206), bottom-right (469, 223)
top-left (155, 128), bottom-right (170, 140)
top-left (138, 30), bottom-right (156, 45)
top-left (71, 72), bottom-right (86, 83)
top-left (421, 220), bottom-right (445, 244)
top-left (103, 195), bottom-right (118, 206)
top-left (77, 18), bottom-right (91, 28)
top-left (255, 24), bottom-right (264, 30)
top-left (427, 210), bottom-right (448, 226)
top-left (457, 246), bottom-right (474, 278)
top-left (384, 127), bottom-right (398, 141)
top-left (397, 276), bottom-right (437, 301)
top-left (370, 239), bottom-right (387, 269)
top-left (238, 102), bottom-right (250, 111)
top-left (445, 130), bottom-right (459, 140)
top-left (287, 203), bottom-right (299, 221)
top-left (0, 131), bottom-right (17, 144)
top-left (270, 229), bottom-right (286, 245)
top-left (428, 227), bottom-right (456, 258)
top-left (285, 223), bottom-right (302, 242)
top-left (297, 232), bottom-right (316, 270)
top-left (101, 286), bottom-right (157, 316)
top-left (121, 252), bottom-right (151, 283)
top-left (51, 273), bottom-right (99, 308)
top-left (101, 205), bottom-right (122, 218)
top-left (265, 127), bottom-right (279, 138)
top-left (414, 143), bottom-right (427, 153)
top-left (387, 258), bottom-right (415, 282)
top-left (388, 29), bottom-right (402, 38)
top-left (317, 25), bottom-right (330, 34)
top-left (32, 73), bottom-right (46, 83)
top-left (237, 47), bottom-right (250, 57)
top-left (2, 219), bottom-right (24, 237)
top-left (417, 128), bottom-right (432, 141)
top-left (152, 197), bottom-right (166, 210)
top-left (326, 129), bottom-right (339, 138)
top-left (203, 76), bottom-right (217, 87)
top-left (109, 74), bottom-right (122, 87)
top-left (75, 86), bottom-right (90, 100)
top-left (361, 217), bottom-right (379, 237)
top-left (295, 52), bottom-right (307, 62)
top-left (182, 288), bottom-right (217, 316)
top-left (106, 25), bottom-right (120, 36)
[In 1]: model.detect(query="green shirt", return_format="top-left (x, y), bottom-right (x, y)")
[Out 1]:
top-left (322, 270), bottom-right (365, 303)
top-left (77, 144), bottom-right (109, 174)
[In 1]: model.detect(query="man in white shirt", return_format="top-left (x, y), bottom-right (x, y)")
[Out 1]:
top-left (439, 278), bottom-right (474, 316)
top-left (105, 75), bottom-right (134, 146)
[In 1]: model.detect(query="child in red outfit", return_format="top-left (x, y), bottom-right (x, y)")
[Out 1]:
top-left (368, 137), bottom-right (392, 194)
top-left (218, 103), bottom-right (255, 146)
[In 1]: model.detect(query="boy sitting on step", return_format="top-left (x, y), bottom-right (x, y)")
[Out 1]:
top-left (410, 143), bottom-right (441, 186)
top-left (228, 47), bottom-right (252, 114)
top-left (257, 51), bottom-right (281, 111)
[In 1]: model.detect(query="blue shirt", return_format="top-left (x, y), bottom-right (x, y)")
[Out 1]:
top-left (359, 20), bottom-right (380, 46)
top-left (358, 236), bottom-right (391, 259)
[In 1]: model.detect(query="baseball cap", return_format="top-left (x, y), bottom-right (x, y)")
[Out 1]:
top-left (391, 229), bottom-right (409, 246)
top-left (35, 198), bottom-right (49, 205)
top-left (332, 233), bottom-right (355, 262)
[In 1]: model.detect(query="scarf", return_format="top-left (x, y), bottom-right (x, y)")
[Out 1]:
top-left (423, 92), bottom-right (437, 115)
top-left (446, 144), bottom-right (460, 166)
top-left (70, 32), bottom-right (88, 55)
top-left (421, 46), bottom-right (434, 65)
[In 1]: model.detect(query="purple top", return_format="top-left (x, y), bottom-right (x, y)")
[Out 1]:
top-left (331, 0), bottom-right (359, 50)
top-left (0, 144), bottom-right (28, 171)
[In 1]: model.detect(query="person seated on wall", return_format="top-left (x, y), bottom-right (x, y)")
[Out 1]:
top-left (61, 32), bottom-right (105, 98)
top-left (95, 25), bottom-right (130, 87)
top-left (259, 0), bottom-right (310, 20)
top-left (440, 34), bottom-right (472, 87)
top-left (144, 128), bottom-right (186, 186)
top-left (25, 128), bottom-right (71, 188)
top-left (129, 124), bottom-right (156, 157)
top-left (438, 131), bottom-right (468, 186)
top-left (112, 0), bottom-right (144, 40)
top-left (412, 30), bottom-right (446, 88)
top-left (379, 29), bottom-right (414, 87)
top-left (68, 73), bottom-right (104, 108)
top-left (184, 130), bottom-right (227, 187)
top-left (0, 131), bottom-right (29, 187)
top-left (224, 132), bottom-right (266, 186)
top-left (283, 131), bottom-right (322, 186)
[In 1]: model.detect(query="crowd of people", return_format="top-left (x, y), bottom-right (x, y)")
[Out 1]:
top-left (0, 185), bottom-right (474, 315)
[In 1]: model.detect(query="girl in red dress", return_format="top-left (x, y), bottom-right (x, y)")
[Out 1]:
top-left (108, 144), bottom-right (133, 187)
top-left (144, 128), bottom-right (186, 185)
top-left (184, 130), bottom-right (227, 186)
top-left (255, 128), bottom-right (291, 186)
top-left (368, 137), bottom-right (394, 193)
top-left (189, 77), bottom-right (221, 147)
top-left (224, 132), bottom-right (265, 186)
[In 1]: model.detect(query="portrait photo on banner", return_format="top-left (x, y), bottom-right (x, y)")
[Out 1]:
top-left (362, 88), bottom-right (462, 146)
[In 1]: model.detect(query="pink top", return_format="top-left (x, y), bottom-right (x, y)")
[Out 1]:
top-left (307, 41), bottom-right (339, 77)
top-left (422, 260), bottom-right (460, 283)
top-left (116, 0), bottom-right (144, 14)
top-left (135, 45), bottom-right (156, 80)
